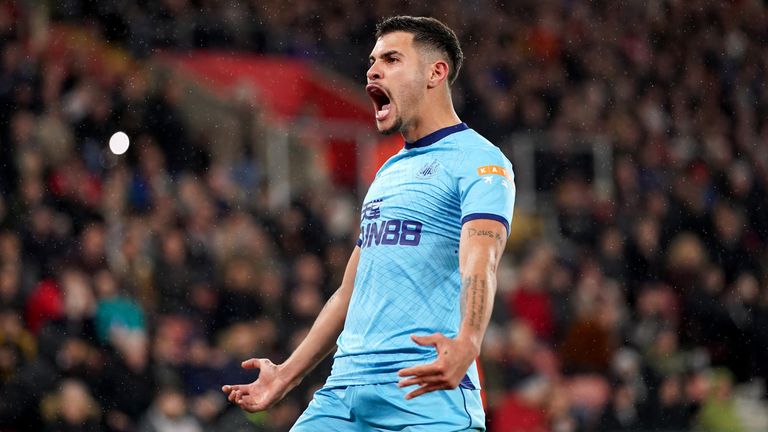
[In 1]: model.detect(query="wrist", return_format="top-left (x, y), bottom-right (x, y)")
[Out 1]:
top-left (276, 362), bottom-right (303, 389)
top-left (456, 332), bottom-right (482, 357)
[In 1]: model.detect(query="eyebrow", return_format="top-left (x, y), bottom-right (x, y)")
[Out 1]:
top-left (369, 50), bottom-right (401, 64)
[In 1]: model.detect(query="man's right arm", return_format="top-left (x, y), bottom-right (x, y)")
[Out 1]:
top-left (279, 245), bottom-right (360, 385)
top-left (222, 246), bottom-right (360, 412)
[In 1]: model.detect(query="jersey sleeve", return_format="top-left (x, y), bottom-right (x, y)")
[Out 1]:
top-left (456, 147), bottom-right (516, 235)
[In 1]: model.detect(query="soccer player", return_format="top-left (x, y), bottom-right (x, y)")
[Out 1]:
top-left (222, 16), bottom-right (515, 430)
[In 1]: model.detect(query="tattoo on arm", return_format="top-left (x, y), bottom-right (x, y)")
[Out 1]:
top-left (460, 275), bottom-right (471, 316)
top-left (467, 228), bottom-right (503, 242)
top-left (461, 275), bottom-right (488, 330)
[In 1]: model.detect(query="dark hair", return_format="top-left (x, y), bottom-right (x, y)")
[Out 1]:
top-left (375, 16), bottom-right (464, 85)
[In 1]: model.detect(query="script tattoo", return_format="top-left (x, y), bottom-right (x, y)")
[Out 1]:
top-left (467, 228), bottom-right (503, 242)
top-left (460, 275), bottom-right (472, 316)
top-left (461, 275), bottom-right (487, 330)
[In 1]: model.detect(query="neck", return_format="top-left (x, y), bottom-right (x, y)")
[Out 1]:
top-left (401, 90), bottom-right (461, 142)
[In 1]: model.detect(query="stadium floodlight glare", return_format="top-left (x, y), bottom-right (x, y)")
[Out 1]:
top-left (109, 131), bottom-right (130, 155)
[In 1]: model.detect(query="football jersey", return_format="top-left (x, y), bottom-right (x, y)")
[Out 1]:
top-left (326, 123), bottom-right (515, 389)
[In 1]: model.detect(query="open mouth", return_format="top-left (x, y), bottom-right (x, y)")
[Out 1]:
top-left (366, 84), bottom-right (391, 121)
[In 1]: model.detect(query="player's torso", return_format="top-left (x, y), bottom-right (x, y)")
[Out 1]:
top-left (329, 127), bottom-right (506, 387)
top-left (359, 145), bottom-right (462, 251)
top-left (337, 143), bottom-right (466, 363)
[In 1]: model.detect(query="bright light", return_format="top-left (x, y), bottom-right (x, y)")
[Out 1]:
top-left (109, 131), bottom-right (130, 155)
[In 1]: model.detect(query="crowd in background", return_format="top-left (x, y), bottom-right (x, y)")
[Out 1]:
top-left (2, 0), bottom-right (768, 431)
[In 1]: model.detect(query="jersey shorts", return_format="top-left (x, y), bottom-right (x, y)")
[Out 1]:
top-left (291, 383), bottom-right (485, 431)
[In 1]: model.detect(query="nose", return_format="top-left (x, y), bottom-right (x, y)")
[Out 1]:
top-left (367, 62), bottom-right (381, 81)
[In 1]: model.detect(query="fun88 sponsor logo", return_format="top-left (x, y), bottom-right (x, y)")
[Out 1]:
top-left (360, 220), bottom-right (422, 248)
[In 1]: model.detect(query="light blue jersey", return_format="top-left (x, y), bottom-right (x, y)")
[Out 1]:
top-left (326, 123), bottom-right (515, 389)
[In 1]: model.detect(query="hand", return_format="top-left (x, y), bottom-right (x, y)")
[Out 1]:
top-left (396, 333), bottom-right (478, 399)
top-left (221, 358), bottom-right (295, 412)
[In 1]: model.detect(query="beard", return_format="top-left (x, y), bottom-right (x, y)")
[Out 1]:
top-left (380, 116), bottom-right (403, 135)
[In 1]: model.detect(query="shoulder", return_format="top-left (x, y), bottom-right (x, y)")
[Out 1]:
top-left (444, 129), bottom-right (512, 170)
top-left (374, 148), bottom-right (408, 178)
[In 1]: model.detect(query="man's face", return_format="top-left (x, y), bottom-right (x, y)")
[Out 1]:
top-left (366, 32), bottom-right (429, 135)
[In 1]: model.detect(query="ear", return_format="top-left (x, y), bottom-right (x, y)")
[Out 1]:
top-left (427, 60), bottom-right (450, 89)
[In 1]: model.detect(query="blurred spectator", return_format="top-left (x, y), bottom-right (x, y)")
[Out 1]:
top-left (506, 244), bottom-right (555, 341)
top-left (0, 264), bottom-right (23, 310)
top-left (98, 331), bottom-right (155, 432)
top-left (25, 275), bottom-right (64, 335)
top-left (0, 308), bottom-right (35, 383)
top-left (644, 327), bottom-right (687, 379)
top-left (490, 376), bottom-right (550, 432)
top-left (695, 369), bottom-right (746, 432)
top-left (624, 218), bottom-right (664, 298)
top-left (152, 228), bottom-right (194, 315)
top-left (137, 386), bottom-right (202, 432)
top-left (144, 78), bottom-right (200, 176)
top-left (93, 269), bottom-right (145, 346)
top-left (41, 378), bottom-right (103, 432)
top-left (642, 374), bottom-right (693, 431)
top-left (214, 257), bottom-right (262, 332)
top-left (70, 222), bottom-right (108, 274)
top-left (598, 383), bottom-right (643, 432)
top-left (501, 320), bottom-right (537, 390)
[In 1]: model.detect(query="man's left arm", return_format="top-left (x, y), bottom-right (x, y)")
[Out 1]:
top-left (397, 218), bottom-right (506, 399)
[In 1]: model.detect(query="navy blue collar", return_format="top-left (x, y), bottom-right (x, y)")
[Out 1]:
top-left (404, 122), bottom-right (469, 149)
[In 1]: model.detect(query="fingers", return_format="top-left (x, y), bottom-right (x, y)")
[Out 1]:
top-left (397, 358), bottom-right (450, 394)
top-left (398, 361), bottom-right (440, 378)
top-left (222, 384), bottom-right (240, 396)
top-left (397, 374), bottom-right (443, 388)
top-left (223, 381), bottom-right (273, 412)
top-left (405, 382), bottom-right (450, 400)
top-left (224, 358), bottom-right (265, 398)
top-left (411, 333), bottom-right (444, 347)
top-left (236, 393), bottom-right (261, 412)
top-left (223, 384), bottom-right (255, 405)
top-left (223, 358), bottom-right (279, 412)
top-left (241, 358), bottom-right (262, 369)
top-left (225, 386), bottom-right (241, 403)
top-left (226, 386), bottom-right (261, 409)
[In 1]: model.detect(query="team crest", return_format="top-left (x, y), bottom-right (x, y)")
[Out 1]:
top-left (416, 159), bottom-right (440, 179)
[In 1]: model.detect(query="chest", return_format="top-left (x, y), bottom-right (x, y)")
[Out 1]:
top-left (364, 155), bottom-right (456, 216)
top-left (358, 149), bottom-right (468, 249)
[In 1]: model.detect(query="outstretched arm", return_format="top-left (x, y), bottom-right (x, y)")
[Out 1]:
top-left (397, 219), bottom-right (506, 399)
top-left (222, 246), bottom-right (360, 412)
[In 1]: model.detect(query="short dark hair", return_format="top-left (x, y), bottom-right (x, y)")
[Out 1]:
top-left (375, 16), bottom-right (464, 85)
